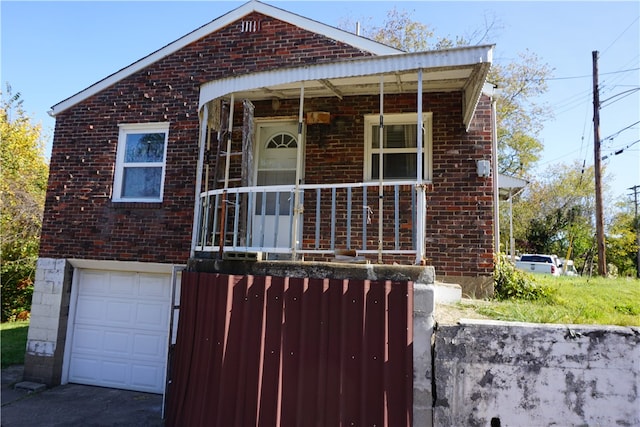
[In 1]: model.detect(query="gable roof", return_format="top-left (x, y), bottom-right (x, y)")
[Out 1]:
top-left (49, 0), bottom-right (402, 117)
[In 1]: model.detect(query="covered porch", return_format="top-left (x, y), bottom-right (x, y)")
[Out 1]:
top-left (190, 46), bottom-right (494, 265)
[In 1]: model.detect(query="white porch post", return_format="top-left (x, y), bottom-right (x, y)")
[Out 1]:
top-left (509, 190), bottom-right (515, 260)
top-left (492, 97), bottom-right (500, 253)
top-left (415, 69), bottom-right (427, 264)
top-left (190, 103), bottom-right (208, 257)
top-left (378, 76), bottom-right (384, 264)
top-left (291, 83), bottom-right (305, 260)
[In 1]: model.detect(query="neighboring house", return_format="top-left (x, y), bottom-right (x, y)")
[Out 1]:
top-left (25, 0), bottom-right (496, 395)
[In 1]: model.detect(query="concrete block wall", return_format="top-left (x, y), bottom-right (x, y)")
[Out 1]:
top-left (413, 284), bottom-right (436, 427)
top-left (432, 319), bottom-right (640, 426)
top-left (23, 258), bottom-right (72, 386)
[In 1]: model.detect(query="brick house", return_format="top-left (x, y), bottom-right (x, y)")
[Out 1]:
top-left (25, 0), bottom-right (496, 400)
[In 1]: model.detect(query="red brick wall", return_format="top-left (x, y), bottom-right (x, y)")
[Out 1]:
top-left (40, 13), bottom-right (374, 264)
top-left (40, 12), bottom-right (494, 278)
top-left (427, 95), bottom-right (495, 277)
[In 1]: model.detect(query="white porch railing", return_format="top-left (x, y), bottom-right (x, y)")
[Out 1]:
top-left (194, 181), bottom-right (422, 260)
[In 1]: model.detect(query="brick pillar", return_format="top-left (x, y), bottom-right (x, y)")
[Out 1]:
top-left (413, 283), bottom-right (436, 427)
top-left (23, 258), bottom-right (73, 386)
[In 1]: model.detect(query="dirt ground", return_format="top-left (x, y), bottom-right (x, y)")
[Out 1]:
top-left (435, 299), bottom-right (492, 324)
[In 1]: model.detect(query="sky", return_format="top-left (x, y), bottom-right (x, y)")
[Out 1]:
top-left (2, 1), bottom-right (639, 204)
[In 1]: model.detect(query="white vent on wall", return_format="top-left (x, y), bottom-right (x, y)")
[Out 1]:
top-left (241, 20), bottom-right (259, 32)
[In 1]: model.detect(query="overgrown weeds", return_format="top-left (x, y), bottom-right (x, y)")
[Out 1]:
top-left (486, 254), bottom-right (639, 326)
top-left (493, 253), bottom-right (555, 301)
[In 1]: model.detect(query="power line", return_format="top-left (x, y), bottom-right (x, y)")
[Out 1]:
top-left (601, 16), bottom-right (640, 57)
top-left (602, 139), bottom-right (640, 160)
top-left (600, 88), bottom-right (640, 109)
top-left (538, 67), bottom-right (640, 82)
top-left (601, 121), bottom-right (640, 142)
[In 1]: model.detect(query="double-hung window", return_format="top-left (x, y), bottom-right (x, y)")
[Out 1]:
top-left (113, 123), bottom-right (169, 202)
top-left (364, 113), bottom-right (432, 181)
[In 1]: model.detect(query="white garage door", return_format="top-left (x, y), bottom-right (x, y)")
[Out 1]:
top-left (68, 269), bottom-right (171, 393)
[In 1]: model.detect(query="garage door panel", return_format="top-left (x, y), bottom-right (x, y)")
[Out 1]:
top-left (105, 300), bottom-right (134, 325)
top-left (108, 272), bottom-right (137, 296)
top-left (132, 333), bottom-right (165, 359)
top-left (135, 302), bottom-right (168, 330)
top-left (102, 330), bottom-right (131, 356)
top-left (79, 271), bottom-right (110, 296)
top-left (101, 360), bottom-right (129, 385)
top-left (75, 297), bottom-right (106, 323)
top-left (69, 269), bottom-right (171, 394)
top-left (72, 326), bottom-right (103, 353)
top-left (131, 364), bottom-right (164, 390)
top-left (139, 274), bottom-right (171, 299)
top-left (69, 356), bottom-right (101, 381)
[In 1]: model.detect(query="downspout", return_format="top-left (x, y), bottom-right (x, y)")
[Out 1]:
top-left (190, 103), bottom-right (208, 257)
top-left (509, 189), bottom-right (515, 260)
top-left (378, 76), bottom-right (384, 264)
top-left (291, 83), bottom-right (305, 260)
top-left (415, 68), bottom-right (426, 264)
top-left (491, 96), bottom-right (500, 254)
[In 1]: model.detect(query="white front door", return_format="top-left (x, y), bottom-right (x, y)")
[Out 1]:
top-left (253, 121), bottom-right (302, 250)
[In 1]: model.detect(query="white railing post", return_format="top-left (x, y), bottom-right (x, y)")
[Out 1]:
top-left (291, 83), bottom-right (305, 260)
top-left (378, 76), bottom-right (384, 264)
top-left (416, 69), bottom-right (426, 264)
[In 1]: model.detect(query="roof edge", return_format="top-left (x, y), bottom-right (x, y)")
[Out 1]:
top-left (198, 45), bottom-right (495, 109)
top-left (49, 0), bottom-right (401, 117)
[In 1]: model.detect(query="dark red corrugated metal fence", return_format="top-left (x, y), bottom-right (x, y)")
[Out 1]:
top-left (166, 272), bottom-right (413, 427)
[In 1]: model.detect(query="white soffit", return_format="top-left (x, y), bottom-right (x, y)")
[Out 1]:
top-left (498, 173), bottom-right (529, 199)
top-left (48, 0), bottom-right (401, 117)
top-left (199, 45), bottom-right (494, 128)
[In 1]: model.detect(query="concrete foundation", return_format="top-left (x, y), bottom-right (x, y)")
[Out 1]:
top-left (433, 319), bottom-right (640, 426)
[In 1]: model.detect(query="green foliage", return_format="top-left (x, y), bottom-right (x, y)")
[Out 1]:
top-left (504, 161), bottom-right (601, 272)
top-left (606, 203), bottom-right (639, 277)
top-left (341, 9), bottom-right (552, 179)
top-left (490, 51), bottom-right (552, 176)
top-left (1, 84), bottom-right (49, 321)
top-left (1, 320), bottom-right (29, 367)
top-left (478, 276), bottom-right (640, 326)
top-left (493, 253), bottom-right (556, 301)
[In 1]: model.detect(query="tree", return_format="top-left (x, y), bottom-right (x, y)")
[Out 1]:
top-left (0, 84), bottom-right (49, 321)
top-left (606, 201), bottom-right (639, 277)
top-left (489, 52), bottom-right (553, 176)
top-left (341, 8), bottom-right (553, 178)
top-left (505, 161), bottom-right (606, 273)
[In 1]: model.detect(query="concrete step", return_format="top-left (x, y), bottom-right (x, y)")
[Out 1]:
top-left (434, 282), bottom-right (462, 304)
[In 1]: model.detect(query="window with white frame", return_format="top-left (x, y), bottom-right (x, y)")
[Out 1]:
top-left (113, 123), bottom-right (170, 202)
top-left (364, 113), bottom-right (432, 181)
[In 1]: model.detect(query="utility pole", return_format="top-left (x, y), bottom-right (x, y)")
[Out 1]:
top-left (593, 50), bottom-right (607, 277)
top-left (630, 185), bottom-right (640, 279)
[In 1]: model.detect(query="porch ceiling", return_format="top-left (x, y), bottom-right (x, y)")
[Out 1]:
top-left (227, 67), bottom-right (474, 100)
top-left (199, 45), bottom-right (494, 129)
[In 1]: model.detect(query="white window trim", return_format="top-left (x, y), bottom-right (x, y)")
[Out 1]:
top-left (363, 113), bottom-right (433, 182)
top-left (113, 122), bottom-right (170, 203)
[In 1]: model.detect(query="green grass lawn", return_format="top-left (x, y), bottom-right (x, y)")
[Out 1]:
top-left (471, 276), bottom-right (640, 326)
top-left (1, 320), bottom-right (29, 368)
